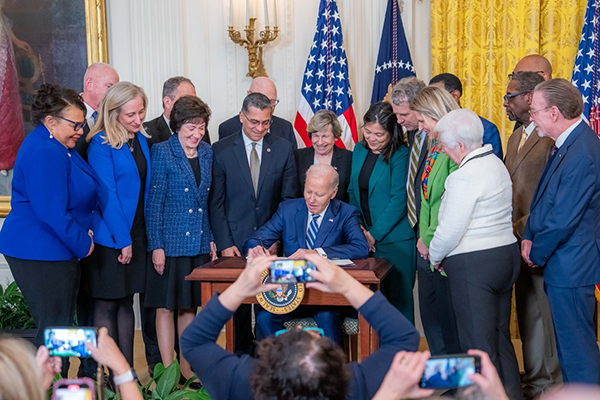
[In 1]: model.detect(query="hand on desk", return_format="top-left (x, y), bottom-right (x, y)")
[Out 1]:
top-left (248, 245), bottom-right (269, 260)
top-left (288, 249), bottom-right (318, 259)
top-left (222, 246), bottom-right (242, 257)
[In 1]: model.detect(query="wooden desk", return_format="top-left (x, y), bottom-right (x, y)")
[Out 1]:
top-left (186, 257), bottom-right (391, 360)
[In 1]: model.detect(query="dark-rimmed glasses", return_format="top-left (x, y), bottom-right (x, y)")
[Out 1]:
top-left (55, 115), bottom-right (86, 131)
top-left (242, 113), bottom-right (272, 128)
top-left (503, 91), bottom-right (530, 102)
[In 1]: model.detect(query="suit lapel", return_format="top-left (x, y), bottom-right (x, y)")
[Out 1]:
top-left (257, 134), bottom-right (274, 197)
top-left (369, 155), bottom-right (386, 195)
top-left (296, 201), bottom-right (309, 248)
top-left (314, 201), bottom-right (337, 248)
top-left (158, 116), bottom-right (171, 142)
top-left (170, 136), bottom-right (203, 203)
top-left (508, 127), bottom-right (541, 177)
top-left (232, 132), bottom-right (256, 198)
top-left (331, 146), bottom-right (342, 172)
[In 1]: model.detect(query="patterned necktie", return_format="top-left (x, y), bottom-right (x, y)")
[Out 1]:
top-left (92, 111), bottom-right (98, 124)
top-left (549, 145), bottom-right (558, 158)
top-left (250, 142), bottom-right (260, 196)
top-left (517, 128), bottom-right (527, 153)
top-left (407, 131), bottom-right (422, 228)
top-left (306, 214), bottom-right (320, 249)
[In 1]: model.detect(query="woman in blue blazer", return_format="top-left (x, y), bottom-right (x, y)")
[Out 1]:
top-left (83, 82), bottom-right (151, 366)
top-left (347, 102), bottom-right (416, 323)
top-left (0, 84), bottom-right (99, 346)
top-left (145, 96), bottom-right (216, 383)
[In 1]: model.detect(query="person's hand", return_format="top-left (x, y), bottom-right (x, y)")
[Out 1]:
top-left (465, 349), bottom-right (509, 400)
top-left (210, 241), bottom-right (217, 261)
top-left (118, 244), bottom-right (133, 264)
top-left (433, 264), bottom-right (445, 273)
top-left (361, 227), bottom-right (376, 252)
top-left (221, 246), bottom-right (242, 257)
top-left (521, 239), bottom-right (534, 266)
top-left (86, 327), bottom-right (131, 375)
top-left (10, 35), bottom-right (32, 53)
top-left (86, 239), bottom-right (95, 258)
top-left (219, 255), bottom-right (279, 311)
top-left (267, 241), bottom-right (279, 255)
top-left (304, 253), bottom-right (354, 295)
top-left (372, 351), bottom-right (434, 400)
top-left (248, 245), bottom-right (269, 260)
top-left (288, 248), bottom-right (318, 259)
top-left (152, 248), bottom-right (166, 275)
top-left (36, 346), bottom-right (62, 389)
top-left (416, 238), bottom-right (429, 260)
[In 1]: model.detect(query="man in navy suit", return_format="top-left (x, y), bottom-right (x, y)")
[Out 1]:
top-left (218, 77), bottom-right (297, 150)
top-left (429, 73), bottom-right (503, 159)
top-left (210, 92), bottom-right (298, 354)
top-left (522, 78), bottom-right (600, 384)
top-left (243, 164), bottom-right (369, 344)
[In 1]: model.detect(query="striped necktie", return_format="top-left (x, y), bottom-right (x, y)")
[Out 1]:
top-left (306, 214), bottom-right (320, 249)
top-left (407, 132), bottom-right (422, 228)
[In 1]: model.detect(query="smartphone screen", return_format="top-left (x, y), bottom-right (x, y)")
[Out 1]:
top-left (52, 378), bottom-right (95, 400)
top-left (420, 355), bottom-right (480, 389)
top-left (270, 259), bottom-right (316, 283)
top-left (44, 327), bottom-right (97, 358)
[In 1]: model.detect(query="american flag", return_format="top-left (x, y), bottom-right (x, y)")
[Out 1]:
top-left (294, 0), bottom-right (358, 149)
top-left (371, 0), bottom-right (415, 103)
top-left (572, 0), bottom-right (600, 132)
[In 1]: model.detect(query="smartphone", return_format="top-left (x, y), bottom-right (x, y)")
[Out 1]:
top-left (270, 259), bottom-right (316, 283)
top-left (44, 327), bottom-right (97, 358)
top-left (419, 354), bottom-right (481, 389)
top-left (52, 378), bottom-right (95, 400)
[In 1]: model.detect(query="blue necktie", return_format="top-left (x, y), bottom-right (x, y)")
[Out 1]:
top-left (92, 111), bottom-right (98, 124)
top-left (306, 214), bottom-right (320, 249)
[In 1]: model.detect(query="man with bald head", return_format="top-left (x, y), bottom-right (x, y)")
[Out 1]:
top-left (74, 62), bottom-right (119, 160)
top-left (218, 77), bottom-right (297, 149)
top-left (144, 76), bottom-right (211, 146)
top-left (511, 54), bottom-right (553, 81)
top-left (243, 164), bottom-right (368, 343)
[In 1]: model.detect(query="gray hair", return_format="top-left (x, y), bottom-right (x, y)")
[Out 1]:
top-left (391, 76), bottom-right (426, 106)
top-left (534, 78), bottom-right (583, 119)
top-left (162, 76), bottom-right (194, 99)
top-left (305, 164), bottom-right (339, 191)
top-left (436, 109), bottom-right (483, 151)
top-left (241, 92), bottom-right (273, 114)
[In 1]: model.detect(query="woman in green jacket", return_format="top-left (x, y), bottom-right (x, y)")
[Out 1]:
top-left (409, 86), bottom-right (461, 354)
top-left (348, 101), bottom-right (415, 322)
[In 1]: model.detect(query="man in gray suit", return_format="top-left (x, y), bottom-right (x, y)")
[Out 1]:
top-left (503, 71), bottom-right (561, 399)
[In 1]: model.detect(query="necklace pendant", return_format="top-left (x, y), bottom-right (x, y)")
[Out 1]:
top-left (130, 146), bottom-right (134, 153)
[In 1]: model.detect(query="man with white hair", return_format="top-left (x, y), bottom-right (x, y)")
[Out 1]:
top-left (243, 164), bottom-right (368, 344)
top-left (218, 77), bottom-right (297, 149)
top-left (523, 78), bottom-right (600, 384)
top-left (74, 62), bottom-right (119, 160)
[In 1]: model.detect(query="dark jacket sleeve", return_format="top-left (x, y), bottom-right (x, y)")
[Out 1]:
top-left (349, 291), bottom-right (420, 399)
top-left (180, 294), bottom-right (255, 400)
top-left (321, 208), bottom-right (369, 259)
top-left (281, 145), bottom-right (299, 201)
top-left (242, 202), bottom-right (285, 255)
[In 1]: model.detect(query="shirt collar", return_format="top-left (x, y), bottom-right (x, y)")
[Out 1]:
top-left (162, 114), bottom-right (173, 134)
top-left (459, 144), bottom-right (494, 167)
top-left (524, 122), bottom-right (536, 137)
top-left (308, 203), bottom-right (329, 221)
top-left (242, 132), bottom-right (264, 148)
top-left (555, 119), bottom-right (582, 148)
top-left (83, 101), bottom-right (95, 120)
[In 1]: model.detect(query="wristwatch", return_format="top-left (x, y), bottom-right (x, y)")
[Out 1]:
top-left (113, 368), bottom-right (137, 386)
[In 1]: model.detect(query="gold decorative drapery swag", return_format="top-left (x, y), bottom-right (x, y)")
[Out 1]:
top-left (431, 0), bottom-right (587, 150)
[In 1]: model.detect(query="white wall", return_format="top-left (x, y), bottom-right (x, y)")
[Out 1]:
top-left (106, 0), bottom-right (432, 143)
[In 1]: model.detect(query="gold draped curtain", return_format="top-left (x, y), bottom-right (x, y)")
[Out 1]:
top-left (431, 0), bottom-right (587, 150)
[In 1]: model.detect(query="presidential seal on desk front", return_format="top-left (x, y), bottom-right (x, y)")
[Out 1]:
top-left (256, 269), bottom-right (304, 314)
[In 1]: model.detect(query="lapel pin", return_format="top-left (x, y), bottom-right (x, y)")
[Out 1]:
top-left (67, 153), bottom-right (71, 157)
top-left (329, 218), bottom-right (333, 222)
top-left (267, 148), bottom-right (271, 152)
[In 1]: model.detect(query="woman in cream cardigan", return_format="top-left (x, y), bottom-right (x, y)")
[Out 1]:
top-left (409, 86), bottom-right (461, 356)
top-left (429, 109), bottom-right (522, 400)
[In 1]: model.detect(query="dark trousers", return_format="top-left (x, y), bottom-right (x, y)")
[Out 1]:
top-left (514, 261), bottom-right (561, 398)
top-left (234, 304), bottom-right (255, 355)
top-left (139, 293), bottom-right (162, 373)
top-left (255, 306), bottom-right (345, 345)
top-left (443, 244), bottom-right (523, 400)
top-left (416, 255), bottom-right (461, 355)
top-left (6, 256), bottom-right (79, 376)
top-left (76, 280), bottom-right (98, 377)
top-left (545, 284), bottom-right (600, 384)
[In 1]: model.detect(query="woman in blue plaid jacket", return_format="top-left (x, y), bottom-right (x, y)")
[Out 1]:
top-left (145, 95), bottom-right (216, 383)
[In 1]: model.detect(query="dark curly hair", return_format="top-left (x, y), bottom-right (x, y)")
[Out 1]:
top-left (251, 329), bottom-right (350, 400)
top-left (31, 83), bottom-right (86, 125)
top-left (169, 95), bottom-right (211, 134)
top-left (361, 101), bottom-right (405, 163)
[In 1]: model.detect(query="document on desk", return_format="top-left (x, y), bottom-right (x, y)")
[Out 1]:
top-left (330, 259), bottom-right (355, 266)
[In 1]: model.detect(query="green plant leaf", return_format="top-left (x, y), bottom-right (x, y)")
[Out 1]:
top-left (153, 362), bottom-right (167, 379)
top-left (155, 360), bottom-right (180, 398)
top-left (181, 375), bottom-right (198, 390)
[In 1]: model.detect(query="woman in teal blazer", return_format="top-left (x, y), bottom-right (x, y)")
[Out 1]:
top-left (410, 86), bottom-right (461, 354)
top-left (348, 102), bottom-right (415, 322)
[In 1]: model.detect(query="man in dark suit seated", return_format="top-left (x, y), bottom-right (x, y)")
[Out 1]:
top-left (218, 77), bottom-right (297, 149)
top-left (210, 92), bottom-right (298, 354)
top-left (243, 164), bottom-right (369, 344)
top-left (144, 76), bottom-right (211, 147)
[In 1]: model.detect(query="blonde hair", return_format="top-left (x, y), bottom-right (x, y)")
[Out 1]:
top-left (87, 81), bottom-right (150, 148)
top-left (0, 337), bottom-right (45, 400)
top-left (307, 109), bottom-right (342, 140)
top-left (410, 86), bottom-right (459, 145)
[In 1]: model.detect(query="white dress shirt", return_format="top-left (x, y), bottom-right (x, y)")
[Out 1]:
top-left (163, 114), bottom-right (174, 135)
top-left (306, 204), bottom-right (329, 257)
top-left (241, 133), bottom-right (263, 164)
top-left (555, 119), bottom-right (582, 149)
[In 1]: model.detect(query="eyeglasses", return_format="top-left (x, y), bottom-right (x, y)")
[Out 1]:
top-left (55, 115), bottom-right (86, 131)
top-left (528, 106), bottom-right (551, 116)
top-left (508, 71), bottom-right (545, 80)
top-left (274, 327), bottom-right (325, 337)
top-left (503, 91), bottom-right (529, 102)
top-left (242, 113), bottom-right (272, 128)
